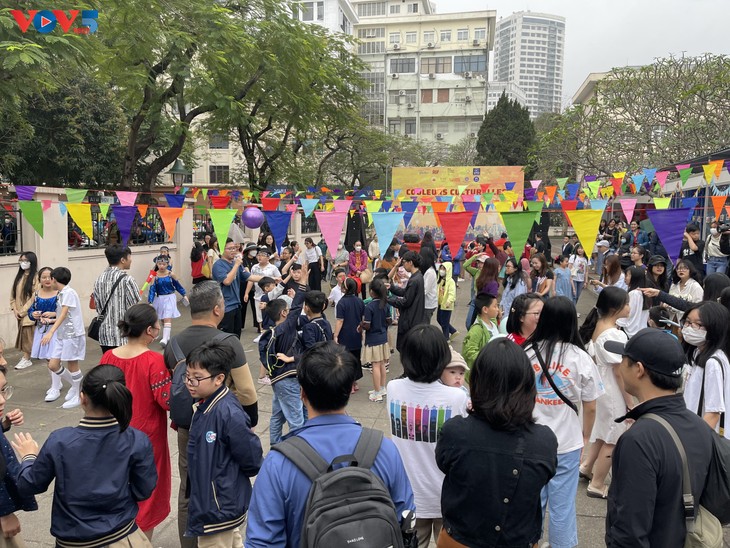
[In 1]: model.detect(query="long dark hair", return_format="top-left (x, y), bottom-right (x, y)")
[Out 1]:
top-left (82, 365), bottom-right (133, 432)
top-left (370, 278), bottom-right (388, 309)
top-left (525, 296), bottom-right (585, 368)
top-left (626, 266), bottom-right (651, 310)
top-left (648, 258), bottom-right (669, 291)
top-left (419, 246), bottom-right (437, 275)
top-left (579, 286), bottom-right (629, 342)
top-left (682, 302), bottom-right (730, 369)
top-left (505, 293), bottom-right (542, 336)
top-left (190, 241), bottom-right (204, 262)
top-left (672, 259), bottom-right (701, 285)
top-left (602, 255), bottom-right (622, 286)
top-left (530, 253), bottom-right (549, 278)
top-left (702, 273), bottom-right (730, 302)
top-left (12, 251), bottom-right (38, 302)
top-left (503, 257), bottom-right (528, 290)
top-left (344, 277), bottom-right (358, 296)
top-left (476, 257), bottom-right (500, 292)
top-left (470, 338), bottom-right (536, 431)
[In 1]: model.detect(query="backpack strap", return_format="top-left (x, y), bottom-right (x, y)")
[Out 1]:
top-left (353, 427), bottom-right (383, 470)
top-left (170, 336), bottom-right (186, 364)
top-left (271, 436), bottom-right (330, 482)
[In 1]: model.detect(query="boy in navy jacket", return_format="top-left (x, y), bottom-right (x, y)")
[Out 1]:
top-left (186, 341), bottom-right (263, 546)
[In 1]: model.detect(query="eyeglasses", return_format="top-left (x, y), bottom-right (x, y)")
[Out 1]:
top-left (184, 375), bottom-right (215, 387)
top-left (0, 386), bottom-right (13, 400)
top-left (224, 246), bottom-right (238, 251)
top-left (682, 320), bottom-right (705, 330)
top-left (676, 266), bottom-right (689, 272)
top-left (524, 311), bottom-right (542, 317)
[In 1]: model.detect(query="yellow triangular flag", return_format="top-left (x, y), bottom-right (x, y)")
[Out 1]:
top-left (65, 203), bottom-right (94, 240)
top-left (565, 209), bottom-right (605, 256)
top-left (653, 197), bottom-right (672, 210)
top-left (703, 164), bottom-right (716, 184)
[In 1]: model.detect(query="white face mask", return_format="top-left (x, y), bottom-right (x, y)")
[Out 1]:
top-left (19, 261), bottom-right (30, 270)
top-left (355, 246), bottom-right (362, 252)
top-left (439, 269), bottom-right (446, 277)
top-left (681, 326), bottom-right (707, 346)
top-left (248, 250), bottom-right (257, 257)
top-left (338, 244), bottom-right (343, 250)
top-left (711, 228), bottom-right (718, 236)
top-left (394, 252), bottom-right (399, 258)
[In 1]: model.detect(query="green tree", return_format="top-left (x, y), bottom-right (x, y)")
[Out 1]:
top-left (476, 92), bottom-right (535, 168)
top-left (443, 135), bottom-right (478, 166)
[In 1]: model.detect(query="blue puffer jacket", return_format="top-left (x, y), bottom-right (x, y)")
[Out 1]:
top-left (186, 386), bottom-right (263, 537)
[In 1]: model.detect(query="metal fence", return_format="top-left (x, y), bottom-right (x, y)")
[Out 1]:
top-left (68, 206), bottom-right (172, 250)
top-left (0, 207), bottom-right (22, 256)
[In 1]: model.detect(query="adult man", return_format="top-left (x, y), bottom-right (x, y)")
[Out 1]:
top-left (561, 235), bottom-right (574, 257)
top-left (212, 238), bottom-right (261, 338)
top-left (604, 329), bottom-right (714, 547)
top-left (679, 223), bottom-right (705, 279)
top-left (594, 239), bottom-right (613, 277)
top-left (245, 342), bottom-right (415, 547)
top-left (92, 245), bottom-right (140, 353)
top-left (164, 281), bottom-right (259, 548)
top-left (387, 251), bottom-right (426, 353)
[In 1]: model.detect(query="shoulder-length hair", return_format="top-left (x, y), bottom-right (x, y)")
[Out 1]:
top-left (476, 258), bottom-right (500, 292)
top-left (524, 296), bottom-right (584, 366)
top-left (671, 259), bottom-right (702, 285)
top-left (682, 302), bottom-right (730, 369)
top-left (470, 338), bottom-right (536, 430)
top-left (400, 324), bottom-right (450, 383)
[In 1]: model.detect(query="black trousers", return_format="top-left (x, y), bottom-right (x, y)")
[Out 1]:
top-left (219, 307), bottom-right (242, 338)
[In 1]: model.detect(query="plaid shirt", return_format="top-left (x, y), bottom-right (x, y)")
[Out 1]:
top-left (92, 267), bottom-right (140, 347)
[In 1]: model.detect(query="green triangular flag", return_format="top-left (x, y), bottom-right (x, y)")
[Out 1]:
top-left (18, 201), bottom-right (43, 238)
top-left (201, 189), bottom-right (209, 200)
top-left (587, 181), bottom-right (601, 198)
top-left (209, 209), bottom-right (237, 250)
top-left (457, 185), bottom-right (468, 195)
top-left (556, 177), bottom-right (569, 190)
top-left (526, 201), bottom-right (544, 223)
top-left (679, 167), bottom-right (693, 186)
top-left (481, 192), bottom-right (494, 204)
top-left (501, 212), bottom-right (537, 258)
top-left (65, 189), bottom-right (87, 203)
top-left (99, 204), bottom-right (110, 218)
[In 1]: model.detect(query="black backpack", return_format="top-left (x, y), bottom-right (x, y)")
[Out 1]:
top-left (272, 427), bottom-right (413, 548)
top-left (168, 332), bottom-right (232, 429)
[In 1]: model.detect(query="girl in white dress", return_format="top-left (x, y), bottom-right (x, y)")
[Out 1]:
top-left (579, 286), bottom-right (634, 499)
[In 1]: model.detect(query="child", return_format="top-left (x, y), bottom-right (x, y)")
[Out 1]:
top-left (148, 255), bottom-right (188, 347)
top-left (255, 277), bottom-right (293, 386)
top-left (462, 293), bottom-right (501, 369)
top-left (437, 261), bottom-right (457, 341)
top-left (440, 348), bottom-right (470, 394)
top-left (245, 247), bottom-right (283, 336)
top-left (648, 305), bottom-right (678, 338)
top-left (153, 245), bottom-right (173, 271)
top-left (13, 365), bottom-right (156, 547)
top-left (0, 339), bottom-right (37, 545)
top-left (184, 342), bottom-right (263, 547)
top-left (327, 268), bottom-right (347, 309)
top-left (40, 267), bottom-right (85, 408)
top-left (28, 267), bottom-right (58, 374)
top-left (300, 290), bottom-right (333, 350)
top-left (284, 263), bottom-right (309, 296)
top-left (569, 244), bottom-right (589, 305)
top-left (334, 278), bottom-right (365, 391)
top-left (362, 279), bottom-right (391, 402)
top-left (259, 294), bottom-right (307, 445)
top-left (554, 255), bottom-right (575, 301)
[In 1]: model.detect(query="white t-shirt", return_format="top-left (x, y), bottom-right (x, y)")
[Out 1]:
top-left (525, 342), bottom-right (605, 453)
top-left (423, 268), bottom-right (438, 310)
top-left (684, 350), bottom-right (730, 439)
top-left (57, 286), bottom-right (85, 339)
top-left (328, 285), bottom-right (343, 308)
top-left (304, 246), bottom-right (322, 264)
top-left (617, 289), bottom-right (650, 337)
top-left (668, 279), bottom-right (704, 318)
top-left (386, 378), bottom-right (469, 518)
top-left (569, 255), bottom-right (589, 282)
top-left (251, 263), bottom-right (281, 299)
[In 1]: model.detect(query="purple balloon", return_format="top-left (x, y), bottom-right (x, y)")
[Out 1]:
top-left (242, 206), bottom-right (264, 229)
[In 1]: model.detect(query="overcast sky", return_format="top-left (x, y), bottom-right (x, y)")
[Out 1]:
top-left (437, 0), bottom-right (730, 106)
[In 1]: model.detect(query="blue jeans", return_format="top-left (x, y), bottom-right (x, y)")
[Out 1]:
top-left (270, 377), bottom-right (306, 445)
top-left (541, 448), bottom-right (580, 548)
top-left (436, 308), bottom-right (456, 338)
top-left (706, 256), bottom-right (728, 275)
top-left (573, 281), bottom-right (584, 305)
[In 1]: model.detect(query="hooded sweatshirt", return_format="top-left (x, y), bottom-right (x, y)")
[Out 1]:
top-left (438, 262), bottom-right (456, 311)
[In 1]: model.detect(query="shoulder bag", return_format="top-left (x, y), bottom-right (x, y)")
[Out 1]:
top-left (88, 274), bottom-right (126, 341)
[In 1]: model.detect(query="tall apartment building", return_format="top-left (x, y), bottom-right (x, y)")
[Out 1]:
top-left (493, 11), bottom-right (565, 119)
top-left (486, 81), bottom-right (527, 111)
top-left (353, 0), bottom-right (496, 144)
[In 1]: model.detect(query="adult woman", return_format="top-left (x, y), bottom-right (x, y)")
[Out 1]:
top-left (646, 254), bottom-right (669, 292)
top-left (681, 302), bottom-right (730, 439)
top-left (590, 255), bottom-right (626, 292)
top-left (349, 241), bottom-right (370, 299)
top-left (387, 324), bottom-right (469, 548)
top-left (436, 338), bottom-right (557, 548)
top-left (206, 236), bottom-right (221, 274)
top-left (530, 253), bottom-right (554, 298)
top-left (505, 293), bottom-right (543, 345)
top-left (705, 220), bottom-right (729, 275)
top-left (330, 241), bottom-right (350, 279)
top-left (500, 257), bottom-right (528, 329)
top-left (387, 251), bottom-right (426, 353)
top-left (619, 266), bottom-right (651, 337)
top-left (569, 244), bottom-right (589, 305)
top-left (643, 272), bottom-right (730, 316)
top-left (462, 252), bottom-right (485, 330)
top-left (303, 237), bottom-right (324, 291)
top-left (190, 242), bottom-right (208, 284)
top-left (420, 247), bottom-right (439, 324)
top-left (604, 219), bottom-right (619, 250)
top-left (629, 245), bottom-right (647, 269)
top-left (578, 287), bottom-right (632, 499)
top-left (665, 259), bottom-right (703, 319)
top-left (100, 303), bottom-right (171, 538)
top-left (421, 231), bottom-right (437, 257)
top-left (523, 297), bottom-right (602, 548)
top-left (627, 220), bottom-right (649, 248)
top-left (334, 278), bottom-right (365, 390)
top-left (10, 251), bottom-right (38, 370)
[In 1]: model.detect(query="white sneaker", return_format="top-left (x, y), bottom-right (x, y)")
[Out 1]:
top-left (15, 358), bottom-right (32, 370)
top-left (45, 389), bottom-right (61, 402)
top-left (160, 340), bottom-right (168, 348)
top-left (62, 395), bottom-right (81, 409)
top-left (253, 334), bottom-right (262, 343)
top-left (257, 376), bottom-right (271, 386)
top-left (65, 384), bottom-right (80, 402)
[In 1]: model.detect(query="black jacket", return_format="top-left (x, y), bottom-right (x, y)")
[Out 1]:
top-left (606, 394), bottom-right (714, 548)
top-left (436, 415), bottom-right (557, 547)
top-left (388, 270), bottom-right (426, 351)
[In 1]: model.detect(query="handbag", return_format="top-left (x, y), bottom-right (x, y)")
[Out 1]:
top-left (532, 343), bottom-right (579, 414)
top-left (643, 413), bottom-right (723, 548)
top-left (201, 260), bottom-right (212, 279)
top-left (88, 274), bottom-right (126, 341)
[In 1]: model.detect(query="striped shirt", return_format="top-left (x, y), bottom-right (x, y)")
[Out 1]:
top-left (92, 267), bottom-right (140, 347)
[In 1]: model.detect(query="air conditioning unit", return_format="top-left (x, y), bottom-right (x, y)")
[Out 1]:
top-left (391, 73), bottom-right (399, 79)
top-left (469, 132), bottom-right (477, 138)
top-left (465, 96), bottom-right (472, 102)
top-left (436, 133), bottom-right (444, 140)
top-left (428, 73), bottom-right (435, 79)
top-left (426, 42), bottom-right (435, 49)
top-left (398, 89), bottom-right (406, 96)
top-left (464, 71), bottom-right (473, 79)
top-left (393, 43), bottom-right (400, 50)
top-left (407, 102), bottom-right (414, 109)
top-left (472, 39), bottom-right (480, 46)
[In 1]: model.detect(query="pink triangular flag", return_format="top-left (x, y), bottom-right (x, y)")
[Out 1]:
top-left (619, 198), bottom-right (637, 223)
top-left (115, 191), bottom-right (138, 207)
top-left (314, 211), bottom-right (348, 254)
top-left (530, 180), bottom-right (542, 189)
top-left (332, 200), bottom-right (351, 214)
top-left (41, 200), bottom-right (53, 212)
top-left (655, 171), bottom-right (670, 189)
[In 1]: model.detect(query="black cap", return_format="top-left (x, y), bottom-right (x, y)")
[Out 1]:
top-left (257, 245), bottom-right (271, 255)
top-left (648, 255), bottom-right (668, 267)
top-left (604, 328), bottom-right (684, 378)
top-left (243, 243), bottom-right (258, 253)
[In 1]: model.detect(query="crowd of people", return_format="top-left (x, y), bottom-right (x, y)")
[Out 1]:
top-left (0, 217), bottom-right (728, 548)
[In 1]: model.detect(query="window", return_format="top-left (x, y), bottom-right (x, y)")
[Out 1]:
top-left (474, 28), bottom-right (486, 40)
top-left (404, 119), bottom-right (416, 135)
top-left (436, 121), bottom-right (449, 133)
top-left (358, 41), bottom-right (385, 54)
top-left (453, 88), bottom-right (466, 102)
top-left (457, 28), bottom-right (469, 41)
top-left (209, 165), bottom-right (230, 185)
top-left (389, 4), bottom-right (400, 13)
top-left (453, 121), bottom-right (466, 133)
top-left (420, 56), bottom-right (452, 74)
top-left (358, 27), bottom-right (385, 38)
top-left (407, 3), bottom-right (418, 13)
top-left (388, 120), bottom-right (400, 134)
top-left (437, 89), bottom-right (449, 102)
top-left (405, 31), bottom-right (417, 43)
top-left (423, 31), bottom-right (435, 43)
top-left (389, 32), bottom-right (400, 44)
top-left (440, 30), bottom-right (451, 42)
top-left (421, 89), bottom-right (433, 103)
top-left (357, 2), bottom-right (386, 16)
top-left (421, 121), bottom-right (433, 133)
top-left (299, 2), bottom-right (324, 21)
top-left (209, 134), bottom-right (229, 149)
top-left (454, 54), bottom-right (487, 73)
top-left (390, 58), bottom-right (415, 73)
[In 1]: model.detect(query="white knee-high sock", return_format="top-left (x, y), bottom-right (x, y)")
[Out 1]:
top-left (162, 323), bottom-right (172, 343)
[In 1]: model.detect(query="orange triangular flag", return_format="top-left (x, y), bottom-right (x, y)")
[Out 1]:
top-left (711, 195), bottom-right (726, 220)
top-left (545, 185), bottom-right (557, 203)
top-left (725, 205), bottom-right (730, 219)
top-left (137, 205), bottom-right (148, 218)
top-left (158, 207), bottom-right (185, 240)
